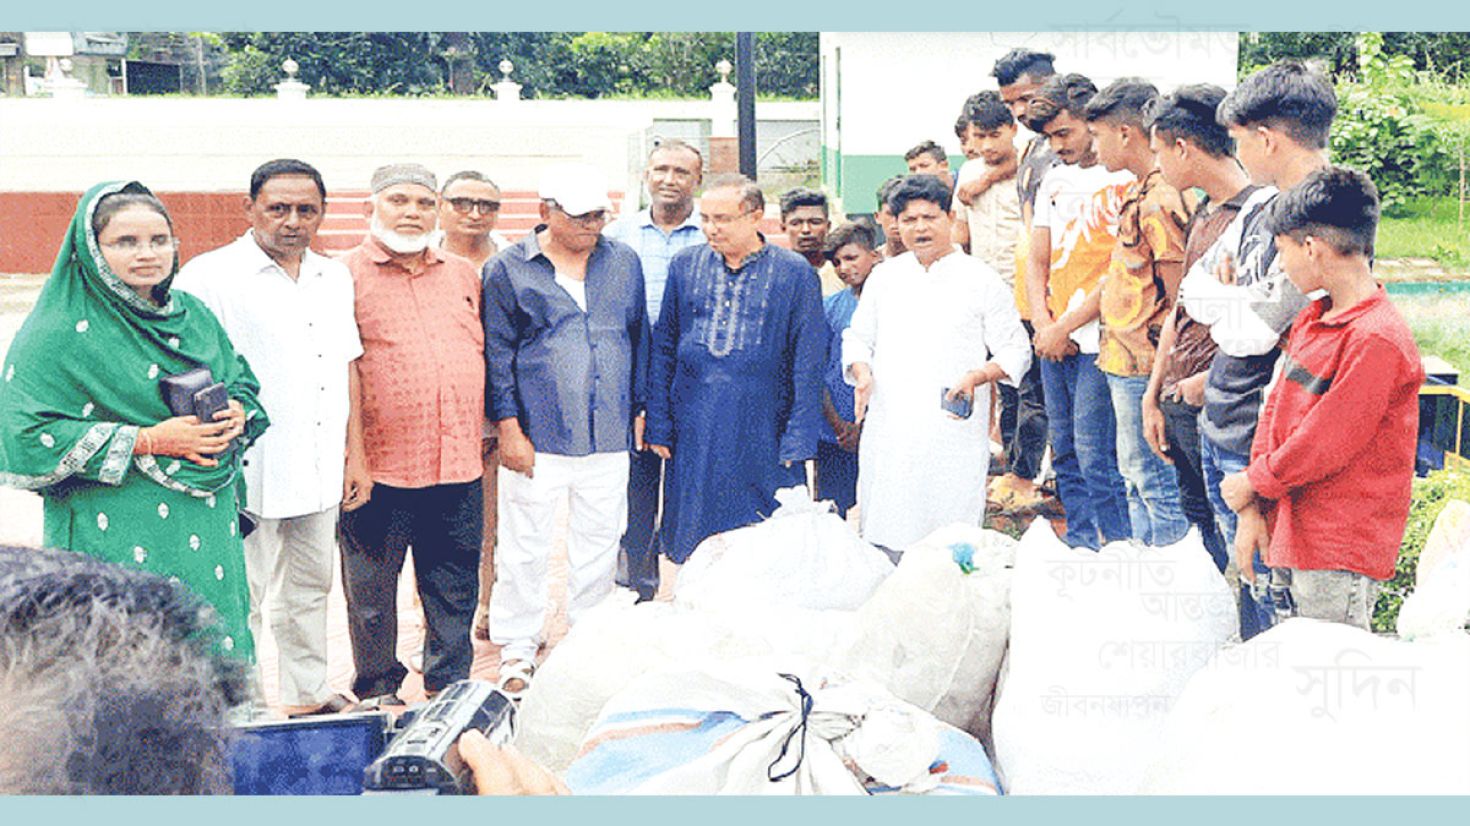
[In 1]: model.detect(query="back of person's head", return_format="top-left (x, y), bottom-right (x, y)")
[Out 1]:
top-left (887, 173), bottom-right (954, 216)
top-left (779, 186), bottom-right (829, 218)
top-left (961, 91), bottom-right (1015, 131)
top-left (1262, 165), bottom-right (1379, 257)
top-left (1144, 84), bottom-right (1234, 157)
top-left (875, 175), bottom-right (906, 212)
top-left (992, 48), bottom-right (1056, 87)
top-left (904, 140), bottom-right (948, 166)
top-left (250, 158), bottom-right (327, 202)
top-left (823, 221), bottom-right (879, 260)
top-left (1025, 73), bottom-right (1098, 131)
top-left (0, 546), bottom-right (246, 795)
top-left (1216, 60), bottom-right (1338, 149)
top-left (1084, 78), bottom-right (1159, 127)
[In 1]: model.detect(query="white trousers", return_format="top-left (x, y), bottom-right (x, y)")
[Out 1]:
top-left (491, 452), bottom-right (629, 662)
top-left (245, 506), bottom-right (338, 707)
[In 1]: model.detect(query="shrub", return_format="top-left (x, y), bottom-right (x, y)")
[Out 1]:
top-left (1373, 466), bottom-right (1470, 633)
top-left (1330, 34), bottom-right (1453, 215)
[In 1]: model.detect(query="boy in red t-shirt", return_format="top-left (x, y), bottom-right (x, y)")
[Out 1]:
top-left (1220, 167), bottom-right (1423, 630)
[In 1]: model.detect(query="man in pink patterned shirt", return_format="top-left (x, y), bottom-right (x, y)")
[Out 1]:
top-left (337, 163), bottom-right (485, 708)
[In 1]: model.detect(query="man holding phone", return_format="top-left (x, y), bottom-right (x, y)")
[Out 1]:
top-left (843, 174), bottom-right (1032, 554)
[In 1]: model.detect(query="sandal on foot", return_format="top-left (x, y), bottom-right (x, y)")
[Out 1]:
top-left (497, 659), bottom-right (536, 701)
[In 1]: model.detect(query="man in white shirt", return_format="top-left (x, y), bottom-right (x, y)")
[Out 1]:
top-left (175, 158), bottom-right (369, 717)
top-left (844, 174), bottom-right (1032, 554)
top-left (1023, 75), bottom-right (1136, 550)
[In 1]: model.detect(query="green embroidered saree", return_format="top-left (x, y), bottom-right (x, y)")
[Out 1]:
top-left (0, 181), bottom-right (269, 660)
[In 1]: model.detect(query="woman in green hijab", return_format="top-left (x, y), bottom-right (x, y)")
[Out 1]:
top-left (0, 181), bottom-right (269, 660)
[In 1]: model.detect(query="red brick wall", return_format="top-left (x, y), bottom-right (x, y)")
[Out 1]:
top-left (0, 189), bottom-right (799, 275)
top-left (0, 191), bottom-right (252, 274)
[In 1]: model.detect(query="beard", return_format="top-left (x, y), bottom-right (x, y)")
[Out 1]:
top-left (370, 216), bottom-right (431, 254)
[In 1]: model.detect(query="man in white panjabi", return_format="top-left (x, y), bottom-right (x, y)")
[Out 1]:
top-left (844, 174), bottom-right (1032, 553)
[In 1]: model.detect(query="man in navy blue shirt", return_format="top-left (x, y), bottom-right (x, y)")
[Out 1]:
top-left (482, 163), bottom-right (649, 697)
top-left (646, 173), bottom-right (826, 567)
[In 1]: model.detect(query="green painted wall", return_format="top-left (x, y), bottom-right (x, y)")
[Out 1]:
top-left (822, 147), bottom-right (969, 216)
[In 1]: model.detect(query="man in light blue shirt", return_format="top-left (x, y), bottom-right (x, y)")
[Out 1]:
top-left (603, 139), bottom-right (706, 600)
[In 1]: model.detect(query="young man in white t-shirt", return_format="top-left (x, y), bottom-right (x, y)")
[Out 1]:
top-left (1023, 74), bottom-right (1135, 550)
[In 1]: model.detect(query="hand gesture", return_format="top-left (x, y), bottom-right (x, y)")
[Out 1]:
top-left (213, 399), bottom-right (247, 441)
top-left (1220, 470), bottom-right (1256, 514)
top-left (1032, 322), bottom-right (1075, 362)
top-left (499, 427), bottom-right (536, 477)
top-left (1234, 504), bottom-right (1270, 584)
top-left (1178, 372), bottom-right (1207, 407)
top-left (852, 363), bottom-right (874, 424)
top-left (457, 730), bottom-right (568, 796)
top-left (143, 415), bottom-right (234, 468)
top-left (342, 447), bottom-right (374, 512)
top-left (1213, 252), bottom-right (1237, 286)
top-left (1141, 395), bottom-right (1171, 463)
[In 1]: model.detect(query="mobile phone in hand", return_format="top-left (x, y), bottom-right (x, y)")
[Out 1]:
top-left (192, 382), bottom-right (229, 425)
top-left (940, 387), bottom-right (973, 419)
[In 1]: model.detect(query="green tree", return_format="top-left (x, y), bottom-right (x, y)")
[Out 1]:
top-left (1330, 32), bottom-right (1452, 213)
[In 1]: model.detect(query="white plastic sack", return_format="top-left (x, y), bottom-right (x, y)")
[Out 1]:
top-left (515, 591), bottom-right (855, 774)
top-left (991, 520), bottom-right (1237, 794)
top-left (675, 486), bottom-right (893, 612)
top-left (563, 660), bottom-right (1003, 795)
top-left (829, 523), bottom-right (1017, 744)
top-left (1397, 499), bottom-right (1470, 640)
top-left (1141, 619), bottom-right (1470, 794)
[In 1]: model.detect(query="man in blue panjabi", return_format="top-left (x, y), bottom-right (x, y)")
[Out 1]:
top-left (645, 173), bottom-right (827, 567)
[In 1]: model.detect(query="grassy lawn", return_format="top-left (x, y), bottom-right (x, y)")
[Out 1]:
top-left (1379, 196), bottom-right (1470, 271)
top-left (1393, 293), bottom-right (1470, 379)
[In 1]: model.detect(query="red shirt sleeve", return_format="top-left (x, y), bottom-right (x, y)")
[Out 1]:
top-left (1246, 333), bottom-right (1413, 501)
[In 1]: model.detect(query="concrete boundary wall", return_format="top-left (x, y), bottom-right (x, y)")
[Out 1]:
top-left (0, 97), bottom-right (820, 194)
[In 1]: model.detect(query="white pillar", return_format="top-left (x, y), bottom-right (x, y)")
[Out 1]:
top-left (709, 58), bottom-right (736, 138)
top-left (274, 58), bottom-right (309, 102)
top-left (493, 59), bottom-right (522, 104)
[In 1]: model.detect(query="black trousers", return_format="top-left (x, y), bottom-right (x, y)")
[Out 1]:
top-left (617, 448), bottom-right (664, 600)
top-left (998, 321), bottom-right (1048, 480)
top-left (338, 479), bottom-right (482, 697)
top-left (1159, 398), bottom-right (1228, 571)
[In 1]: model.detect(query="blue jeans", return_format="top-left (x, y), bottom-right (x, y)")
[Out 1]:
top-left (1160, 399), bottom-right (1228, 571)
top-left (1107, 374), bottom-right (1189, 546)
top-left (1040, 353), bottom-right (1132, 549)
top-left (1200, 432), bottom-right (1272, 639)
top-left (616, 448), bottom-right (663, 600)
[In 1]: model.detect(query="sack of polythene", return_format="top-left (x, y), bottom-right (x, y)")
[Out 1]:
top-left (514, 591), bottom-right (855, 775)
top-left (1396, 499), bottom-right (1470, 640)
top-left (990, 520), bottom-right (1237, 794)
top-left (1140, 619), bottom-right (1470, 794)
top-left (675, 485), bottom-right (894, 612)
top-left (827, 522), bottom-right (1017, 746)
top-left (563, 659), bottom-right (1003, 795)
